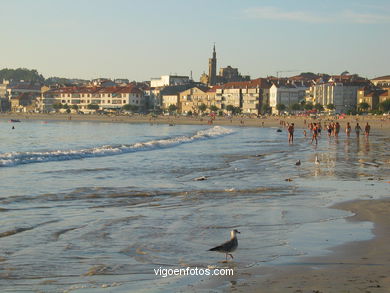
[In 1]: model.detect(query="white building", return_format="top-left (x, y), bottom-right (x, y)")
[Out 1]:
top-left (309, 82), bottom-right (363, 113)
top-left (41, 86), bottom-right (144, 112)
top-left (269, 83), bottom-right (307, 113)
top-left (215, 87), bottom-right (241, 110)
top-left (150, 75), bottom-right (190, 88)
top-left (214, 79), bottom-right (270, 114)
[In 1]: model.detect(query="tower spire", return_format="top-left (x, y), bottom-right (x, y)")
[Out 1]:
top-left (208, 44), bottom-right (217, 86)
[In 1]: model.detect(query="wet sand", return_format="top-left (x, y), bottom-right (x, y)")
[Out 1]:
top-left (2, 112), bottom-right (390, 292)
top-left (243, 199), bottom-right (390, 293)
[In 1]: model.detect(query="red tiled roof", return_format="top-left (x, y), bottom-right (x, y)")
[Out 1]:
top-left (97, 86), bottom-right (121, 94)
top-left (49, 86), bottom-right (144, 95)
top-left (45, 85), bottom-right (144, 95)
top-left (116, 86), bottom-right (143, 94)
top-left (221, 78), bottom-right (270, 89)
top-left (371, 75), bottom-right (390, 80)
top-left (207, 85), bottom-right (221, 93)
top-left (9, 84), bottom-right (41, 90)
top-left (11, 92), bottom-right (36, 100)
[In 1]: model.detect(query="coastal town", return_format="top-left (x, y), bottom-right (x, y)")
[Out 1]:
top-left (1, 46), bottom-right (389, 117)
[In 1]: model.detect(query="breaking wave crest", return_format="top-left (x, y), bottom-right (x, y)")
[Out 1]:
top-left (0, 126), bottom-right (233, 167)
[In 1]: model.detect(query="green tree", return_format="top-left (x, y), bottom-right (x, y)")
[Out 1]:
top-left (87, 104), bottom-right (99, 110)
top-left (62, 104), bottom-right (70, 109)
top-left (379, 99), bottom-right (390, 112)
top-left (52, 103), bottom-right (62, 111)
top-left (358, 102), bottom-right (370, 112)
top-left (71, 104), bottom-right (79, 110)
top-left (187, 110), bottom-right (193, 116)
top-left (122, 104), bottom-right (139, 112)
top-left (198, 103), bottom-right (207, 113)
top-left (326, 103), bottom-right (335, 110)
top-left (276, 103), bottom-right (286, 115)
top-left (233, 106), bottom-right (241, 114)
top-left (314, 103), bottom-right (324, 112)
top-left (209, 105), bottom-right (218, 112)
top-left (291, 103), bottom-right (301, 111)
top-left (304, 102), bottom-right (314, 110)
top-left (168, 104), bottom-right (177, 113)
top-left (226, 104), bottom-right (235, 114)
top-left (261, 104), bottom-right (271, 114)
top-left (0, 68), bottom-right (44, 83)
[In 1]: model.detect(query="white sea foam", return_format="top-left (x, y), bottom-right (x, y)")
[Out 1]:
top-left (0, 126), bottom-right (233, 167)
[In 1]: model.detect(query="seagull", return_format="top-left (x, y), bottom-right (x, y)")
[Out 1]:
top-left (295, 160), bottom-right (301, 166)
top-left (209, 229), bottom-right (240, 261)
top-left (315, 155), bottom-right (320, 165)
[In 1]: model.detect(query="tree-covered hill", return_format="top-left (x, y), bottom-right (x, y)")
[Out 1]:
top-left (0, 68), bottom-right (45, 83)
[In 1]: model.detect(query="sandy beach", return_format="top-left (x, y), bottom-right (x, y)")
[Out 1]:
top-left (242, 199), bottom-right (390, 293)
top-left (1, 112), bottom-right (390, 133)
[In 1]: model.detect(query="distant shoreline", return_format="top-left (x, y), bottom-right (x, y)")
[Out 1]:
top-left (1, 112), bottom-right (389, 134)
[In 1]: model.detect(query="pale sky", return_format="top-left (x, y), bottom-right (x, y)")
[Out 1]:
top-left (1, 0), bottom-right (389, 81)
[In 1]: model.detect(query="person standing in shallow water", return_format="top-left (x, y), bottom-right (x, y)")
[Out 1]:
top-left (364, 122), bottom-right (371, 137)
top-left (335, 122), bottom-right (341, 138)
top-left (327, 123), bottom-right (333, 137)
top-left (311, 123), bottom-right (318, 145)
top-left (346, 122), bottom-right (351, 137)
top-left (288, 123), bottom-right (294, 144)
top-left (355, 123), bottom-right (362, 137)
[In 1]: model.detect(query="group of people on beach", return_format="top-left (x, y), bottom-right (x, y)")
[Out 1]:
top-left (286, 120), bottom-right (371, 144)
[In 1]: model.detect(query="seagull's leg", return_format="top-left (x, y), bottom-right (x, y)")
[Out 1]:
top-left (225, 253), bottom-right (228, 261)
top-left (229, 254), bottom-right (234, 259)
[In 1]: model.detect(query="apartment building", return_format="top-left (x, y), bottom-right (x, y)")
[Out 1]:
top-left (178, 86), bottom-right (214, 114)
top-left (41, 85), bottom-right (144, 112)
top-left (269, 82), bottom-right (307, 114)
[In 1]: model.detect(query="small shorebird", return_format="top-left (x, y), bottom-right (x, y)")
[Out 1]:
top-left (295, 160), bottom-right (301, 166)
top-left (209, 229), bottom-right (240, 261)
top-left (315, 155), bottom-right (320, 165)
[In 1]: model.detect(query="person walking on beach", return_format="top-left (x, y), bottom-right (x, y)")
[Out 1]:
top-left (331, 122), bottom-right (336, 136)
top-left (327, 123), bottom-right (333, 137)
top-left (364, 122), bottom-right (371, 137)
top-left (311, 123), bottom-right (318, 145)
top-left (346, 122), bottom-right (351, 137)
top-left (355, 123), bottom-right (362, 137)
top-left (308, 123), bottom-right (313, 135)
top-left (335, 122), bottom-right (340, 138)
top-left (317, 122), bottom-right (322, 136)
top-left (288, 123), bottom-right (294, 144)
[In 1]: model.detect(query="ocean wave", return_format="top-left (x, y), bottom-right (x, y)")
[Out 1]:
top-left (0, 126), bottom-right (233, 167)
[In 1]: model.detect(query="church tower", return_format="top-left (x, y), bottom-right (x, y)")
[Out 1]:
top-left (208, 44), bottom-right (217, 86)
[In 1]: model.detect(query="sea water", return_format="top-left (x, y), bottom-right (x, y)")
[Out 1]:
top-left (0, 120), bottom-right (389, 292)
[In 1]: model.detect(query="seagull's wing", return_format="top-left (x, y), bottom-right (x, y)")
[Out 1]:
top-left (209, 238), bottom-right (237, 252)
